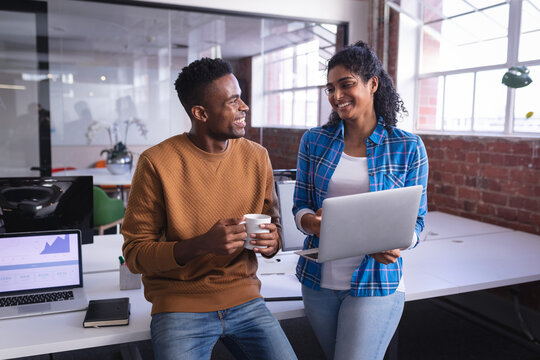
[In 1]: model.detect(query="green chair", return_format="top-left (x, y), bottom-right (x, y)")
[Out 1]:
top-left (93, 186), bottom-right (125, 235)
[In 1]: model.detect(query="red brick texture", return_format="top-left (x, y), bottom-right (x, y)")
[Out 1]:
top-left (423, 135), bottom-right (540, 235)
top-left (251, 129), bottom-right (540, 236)
top-left (245, 127), bottom-right (303, 170)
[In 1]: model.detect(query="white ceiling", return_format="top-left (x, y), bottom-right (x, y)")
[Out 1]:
top-left (0, 0), bottom-right (336, 82)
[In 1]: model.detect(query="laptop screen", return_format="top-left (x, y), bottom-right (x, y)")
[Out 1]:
top-left (0, 230), bottom-right (83, 295)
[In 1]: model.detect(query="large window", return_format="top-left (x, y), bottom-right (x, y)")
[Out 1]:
top-left (252, 21), bottom-right (339, 128)
top-left (394, 0), bottom-right (540, 136)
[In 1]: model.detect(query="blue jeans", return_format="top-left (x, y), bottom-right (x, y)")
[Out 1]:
top-left (150, 298), bottom-right (297, 360)
top-left (302, 285), bottom-right (404, 360)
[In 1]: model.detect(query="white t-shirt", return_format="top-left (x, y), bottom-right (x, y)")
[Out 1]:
top-left (296, 152), bottom-right (408, 292)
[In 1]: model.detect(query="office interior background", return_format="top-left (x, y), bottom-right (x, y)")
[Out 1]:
top-left (1, 0), bottom-right (539, 358)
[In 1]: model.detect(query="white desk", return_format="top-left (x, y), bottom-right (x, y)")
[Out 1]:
top-left (54, 168), bottom-right (133, 187)
top-left (423, 211), bottom-right (513, 241)
top-left (0, 274), bottom-right (304, 359)
top-left (0, 272), bottom-right (151, 358)
top-left (403, 230), bottom-right (540, 299)
top-left (83, 235), bottom-right (124, 274)
top-left (83, 212), bottom-right (515, 274)
top-left (259, 230), bottom-right (540, 303)
top-left (83, 235), bottom-right (300, 276)
top-left (54, 168), bottom-right (133, 202)
top-left (3, 214), bottom-right (540, 359)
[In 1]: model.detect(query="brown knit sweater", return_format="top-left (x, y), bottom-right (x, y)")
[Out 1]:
top-left (121, 133), bottom-right (281, 314)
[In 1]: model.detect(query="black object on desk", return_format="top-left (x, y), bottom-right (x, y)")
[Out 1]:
top-left (83, 297), bottom-right (130, 328)
top-left (0, 176), bottom-right (94, 244)
top-left (264, 296), bottom-right (303, 302)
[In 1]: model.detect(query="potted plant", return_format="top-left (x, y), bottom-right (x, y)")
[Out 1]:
top-left (86, 118), bottom-right (148, 175)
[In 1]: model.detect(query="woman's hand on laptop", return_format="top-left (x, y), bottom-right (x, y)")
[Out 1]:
top-left (370, 249), bottom-right (401, 265)
top-left (301, 208), bottom-right (322, 237)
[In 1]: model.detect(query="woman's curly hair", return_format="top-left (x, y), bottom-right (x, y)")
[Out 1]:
top-left (325, 40), bottom-right (407, 131)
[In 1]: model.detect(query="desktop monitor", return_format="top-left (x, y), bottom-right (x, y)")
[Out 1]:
top-left (0, 176), bottom-right (94, 244)
top-left (275, 180), bottom-right (306, 251)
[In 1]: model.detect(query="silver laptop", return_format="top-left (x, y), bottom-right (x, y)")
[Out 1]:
top-left (0, 229), bottom-right (88, 320)
top-left (295, 185), bottom-right (422, 262)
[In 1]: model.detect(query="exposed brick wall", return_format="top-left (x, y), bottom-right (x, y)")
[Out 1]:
top-left (246, 128), bottom-right (304, 170)
top-left (368, 0), bottom-right (399, 81)
top-left (256, 132), bottom-right (540, 237)
top-left (424, 135), bottom-right (540, 235)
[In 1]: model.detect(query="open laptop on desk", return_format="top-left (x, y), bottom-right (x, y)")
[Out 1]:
top-left (0, 229), bottom-right (87, 320)
top-left (296, 185), bottom-right (422, 263)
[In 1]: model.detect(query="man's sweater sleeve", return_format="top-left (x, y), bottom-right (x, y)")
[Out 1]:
top-left (121, 154), bottom-right (179, 275)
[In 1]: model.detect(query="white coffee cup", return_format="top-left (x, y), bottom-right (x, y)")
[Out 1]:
top-left (242, 213), bottom-right (271, 250)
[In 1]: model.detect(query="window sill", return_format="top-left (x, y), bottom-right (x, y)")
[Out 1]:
top-left (414, 129), bottom-right (540, 140)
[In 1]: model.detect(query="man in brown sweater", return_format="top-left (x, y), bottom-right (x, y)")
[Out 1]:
top-left (121, 58), bottom-right (297, 360)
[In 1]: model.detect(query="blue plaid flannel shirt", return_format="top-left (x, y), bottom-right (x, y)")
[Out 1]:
top-left (293, 119), bottom-right (429, 297)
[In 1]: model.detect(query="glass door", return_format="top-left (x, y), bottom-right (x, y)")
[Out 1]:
top-left (0, 1), bottom-right (51, 177)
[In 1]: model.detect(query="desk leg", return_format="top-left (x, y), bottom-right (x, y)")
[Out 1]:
top-left (120, 342), bottom-right (143, 360)
top-left (116, 185), bottom-right (125, 203)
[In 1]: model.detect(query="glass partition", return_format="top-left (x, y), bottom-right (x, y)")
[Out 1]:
top-left (48, 0), bottom-right (176, 148)
top-left (0, 0), bottom-right (345, 170)
top-left (0, 2), bottom-right (49, 177)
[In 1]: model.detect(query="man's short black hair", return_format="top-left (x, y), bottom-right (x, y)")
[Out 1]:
top-left (174, 57), bottom-right (233, 116)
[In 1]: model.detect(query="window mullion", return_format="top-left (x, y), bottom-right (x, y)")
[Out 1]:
top-left (504, 0), bottom-right (523, 135)
top-left (441, 75), bottom-right (446, 132)
top-left (505, 86), bottom-right (516, 135)
top-left (383, 2), bottom-right (390, 70)
top-left (292, 46), bottom-right (297, 128)
top-left (305, 49), bottom-right (310, 127)
top-left (507, 0), bottom-right (522, 65)
top-left (419, 63), bottom-right (510, 79)
top-left (471, 72), bottom-right (476, 132)
top-left (413, 0), bottom-right (423, 132)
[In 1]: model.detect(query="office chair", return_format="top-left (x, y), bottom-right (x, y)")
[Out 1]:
top-left (273, 169), bottom-right (296, 181)
top-left (51, 166), bottom-right (76, 173)
top-left (93, 186), bottom-right (125, 235)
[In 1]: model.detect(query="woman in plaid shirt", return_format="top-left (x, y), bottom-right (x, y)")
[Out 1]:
top-left (293, 41), bottom-right (428, 360)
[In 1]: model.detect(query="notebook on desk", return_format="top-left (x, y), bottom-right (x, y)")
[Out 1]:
top-left (0, 229), bottom-right (87, 320)
top-left (295, 185), bottom-right (422, 263)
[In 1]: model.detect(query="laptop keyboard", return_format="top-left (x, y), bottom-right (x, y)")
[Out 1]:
top-left (0, 291), bottom-right (74, 307)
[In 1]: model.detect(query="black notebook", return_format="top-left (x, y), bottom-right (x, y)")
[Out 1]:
top-left (83, 297), bottom-right (130, 328)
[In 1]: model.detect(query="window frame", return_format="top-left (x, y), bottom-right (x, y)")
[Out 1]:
top-left (251, 23), bottom-right (345, 129)
top-left (395, 0), bottom-right (540, 138)
top-left (264, 40), bottom-right (324, 128)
